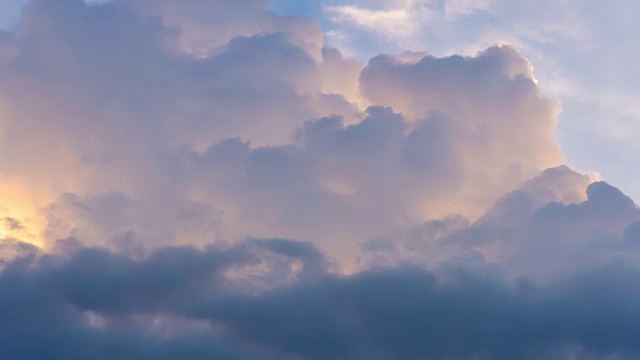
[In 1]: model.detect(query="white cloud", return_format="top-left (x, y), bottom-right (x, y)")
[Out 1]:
top-left (316, 0), bottom-right (640, 202)
top-left (325, 5), bottom-right (422, 40)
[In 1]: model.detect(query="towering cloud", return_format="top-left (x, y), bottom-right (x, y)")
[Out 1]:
top-left (0, 0), bottom-right (638, 358)
top-left (361, 45), bottom-right (563, 217)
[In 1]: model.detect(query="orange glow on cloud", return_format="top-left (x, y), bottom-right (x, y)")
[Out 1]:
top-left (0, 179), bottom-right (46, 248)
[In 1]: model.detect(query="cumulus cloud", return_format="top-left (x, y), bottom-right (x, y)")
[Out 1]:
top-left (131, 0), bottom-right (325, 59)
top-left (360, 45), bottom-right (563, 217)
top-left (317, 0), bottom-right (640, 202)
top-left (0, 0), bottom-right (359, 249)
top-left (0, 0), bottom-right (638, 358)
top-left (0, 0), bottom-right (567, 254)
top-left (355, 166), bottom-right (640, 279)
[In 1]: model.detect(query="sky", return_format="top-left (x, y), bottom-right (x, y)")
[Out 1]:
top-left (1, 0), bottom-right (640, 359)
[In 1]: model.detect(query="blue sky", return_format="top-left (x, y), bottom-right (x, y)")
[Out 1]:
top-left (270, 0), bottom-right (319, 16)
top-left (0, 0), bottom-right (28, 29)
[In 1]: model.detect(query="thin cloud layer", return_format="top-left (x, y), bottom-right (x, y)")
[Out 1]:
top-left (0, 0), bottom-right (638, 358)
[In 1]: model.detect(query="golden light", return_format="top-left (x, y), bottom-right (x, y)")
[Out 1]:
top-left (0, 179), bottom-right (47, 248)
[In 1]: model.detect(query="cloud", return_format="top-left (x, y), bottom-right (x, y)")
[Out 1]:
top-left (0, 0), bottom-right (639, 358)
top-left (355, 166), bottom-right (640, 281)
top-left (325, 4), bottom-right (421, 40)
top-left (360, 45), bottom-right (563, 217)
top-left (0, 0), bottom-right (630, 270)
top-left (3, 238), bottom-right (640, 359)
top-left (316, 0), bottom-right (640, 202)
top-left (130, 0), bottom-right (325, 60)
top-left (0, 0), bottom-right (569, 256)
top-left (0, 0), bottom-right (360, 249)
top-left (0, 238), bottom-right (320, 359)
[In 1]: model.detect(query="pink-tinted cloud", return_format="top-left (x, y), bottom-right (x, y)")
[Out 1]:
top-left (0, 1), bottom-right (639, 358)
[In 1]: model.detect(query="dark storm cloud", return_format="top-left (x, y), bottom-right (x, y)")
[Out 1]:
top-left (2, 238), bottom-right (640, 359)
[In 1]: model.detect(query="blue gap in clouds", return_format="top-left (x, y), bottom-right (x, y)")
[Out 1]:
top-left (0, 0), bottom-right (29, 30)
top-left (269, 0), bottom-right (321, 16)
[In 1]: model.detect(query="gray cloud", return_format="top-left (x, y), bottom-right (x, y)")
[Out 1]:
top-left (2, 238), bottom-right (640, 359)
top-left (129, 0), bottom-right (325, 60)
top-left (0, 1), bottom-right (639, 358)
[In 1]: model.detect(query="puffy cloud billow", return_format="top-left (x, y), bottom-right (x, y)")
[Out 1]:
top-left (4, 239), bottom-right (640, 359)
top-left (0, 0), bottom-right (638, 358)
